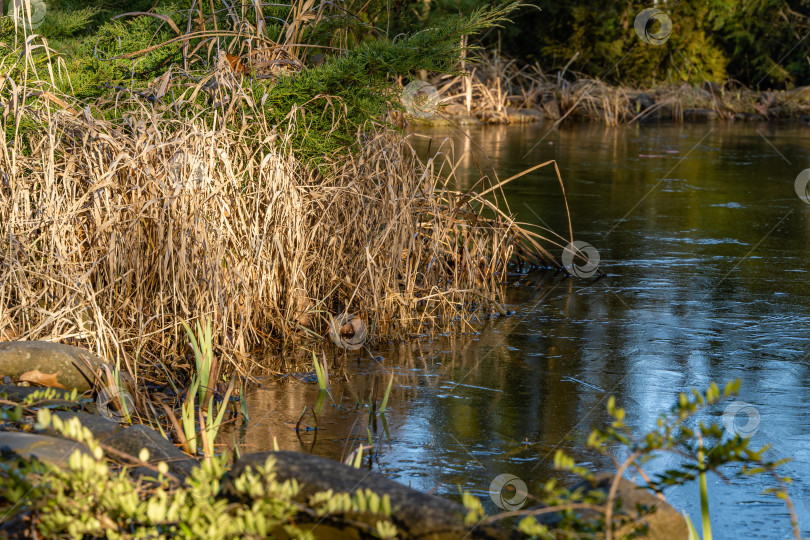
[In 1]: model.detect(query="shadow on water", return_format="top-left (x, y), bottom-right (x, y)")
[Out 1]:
top-left (223, 121), bottom-right (810, 539)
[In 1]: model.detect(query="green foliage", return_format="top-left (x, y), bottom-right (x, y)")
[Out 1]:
top-left (2, 410), bottom-right (397, 539)
top-left (465, 380), bottom-right (798, 539)
top-left (709, 0), bottom-right (810, 88)
top-left (395, 0), bottom-right (810, 88)
top-left (384, 0), bottom-right (523, 47)
top-left (184, 317), bottom-right (215, 405)
top-left (312, 351), bottom-right (328, 392)
top-left (588, 380), bottom-right (793, 494)
top-left (520, 1), bottom-right (729, 86)
top-left (37, 5), bottom-right (101, 40)
top-left (55, 11), bottom-right (182, 100)
top-left (379, 371), bottom-right (394, 413)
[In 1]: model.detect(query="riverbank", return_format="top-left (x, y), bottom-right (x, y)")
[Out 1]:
top-left (403, 52), bottom-right (810, 127)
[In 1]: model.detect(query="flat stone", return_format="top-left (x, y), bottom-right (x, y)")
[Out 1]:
top-left (572, 474), bottom-right (688, 540)
top-left (408, 116), bottom-right (451, 127)
top-left (222, 451), bottom-right (510, 539)
top-left (442, 103), bottom-right (470, 116)
top-left (478, 110), bottom-right (509, 124)
top-left (701, 81), bottom-right (722, 95)
top-left (103, 424), bottom-right (197, 479)
top-left (0, 432), bottom-right (93, 469)
top-left (451, 114), bottom-right (481, 125)
top-left (38, 411), bottom-right (122, 442)
top-left (506, 108), bottom-right (540, 124)
top-left (0, 384), bottom-right (79, 405)
top-left (0, 341), bottom-right (103, 392)
top-left (540, 97), bottom-right (561, 119)
top-left (682, 108), bottom-right (718, 121)
top-left (734, 112), bottom-right (766, 121)
top-left (519, 108), bottom-right (546, 120)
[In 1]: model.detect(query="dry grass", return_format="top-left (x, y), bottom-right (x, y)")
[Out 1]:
top-left (0, 40), bottom-right (561, 383)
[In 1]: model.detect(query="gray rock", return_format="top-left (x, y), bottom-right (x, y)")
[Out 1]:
top-left (453, 114), bottom-right (482, 126)
top-left (506, 107), bottom-right (542, 124)
top-left (683, 108), bottom-right (718, 121)
top-left (0, 341), bottom-right (103, 392)
top-left (733, 112), bottom-right (766, 122)
top-left (540, 96), bottom-right (561, 119)
top-left (0, 384), bottom-right (79, 405)
top-left (443, 103), bottom-right (470, 116)
top-left (408, 116), bottom-right (451, 127)
top-left (222, 451), bottom-right (510, 539)
top-left (103, 424), bottom-right (197, 479)
top-left (38, 411), bottom-right (122, 442)
top-left (519, 108), bottom-right (546, 120)
top-left (572, 474), bottom-right (688, 540)
top-left (0, 432), bottom-right (93, 469)
top-left (630, 93), bottom-right (655, 111)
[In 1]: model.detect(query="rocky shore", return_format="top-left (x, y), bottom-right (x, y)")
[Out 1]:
top-left (0, 341), bottom-right (687, 538)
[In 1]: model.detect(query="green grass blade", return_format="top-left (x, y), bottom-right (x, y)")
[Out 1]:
top-left (380, 371), bottom-right (394, 413)
top-left (182, 376), bottom-right (200, 455)
top-left (206, 378), bottom-right (235, 449)
top-left (312, 351), bottom-right (327, 392)
top-left (683, 511), bottom-right (701, 540)
top-left (352, 445), bottom-right (363, 468)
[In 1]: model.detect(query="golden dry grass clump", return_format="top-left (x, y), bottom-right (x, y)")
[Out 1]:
top-left (0, 79), bottom-right (558, 378)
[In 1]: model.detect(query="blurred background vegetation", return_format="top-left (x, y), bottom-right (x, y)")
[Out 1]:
top-left (6, 0), bottom-right (808, 89)
top-left (389, 0), bottom-right (810, 88)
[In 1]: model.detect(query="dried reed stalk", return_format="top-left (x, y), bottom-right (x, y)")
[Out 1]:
top-left (0, 64), bottom-right (558, 380)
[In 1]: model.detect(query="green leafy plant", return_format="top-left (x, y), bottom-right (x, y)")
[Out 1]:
top-left (2, 409), bottom-right (398, 538)
top-left (183, 318), bottom-right (217, 406)
top-left (169, 373), bottom-right (234, 458)
top-left (463, 380), bottom-right (799, 539)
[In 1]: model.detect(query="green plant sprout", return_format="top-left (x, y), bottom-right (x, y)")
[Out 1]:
top-left (379, 371), bottom-right (394, 414)
top-left (183, 317), bottom-right (216, 406)
top-left (312, 350), bottom-right (329, 393)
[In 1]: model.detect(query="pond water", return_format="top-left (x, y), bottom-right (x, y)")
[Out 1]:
top-left (225, 121), bottom-right (810, 539)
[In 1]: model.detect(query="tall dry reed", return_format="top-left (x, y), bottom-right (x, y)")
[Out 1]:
top-left (0, 48), bottom-right (558, 381)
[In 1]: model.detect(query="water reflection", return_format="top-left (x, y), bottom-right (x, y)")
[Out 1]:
top-left (225, 122), bottom-right (810, 539)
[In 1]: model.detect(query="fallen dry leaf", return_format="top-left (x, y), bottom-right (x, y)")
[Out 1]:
top-left (19, 369), bottom-right (67, 390)
top-left (226, 53), bottom-right (247, 74)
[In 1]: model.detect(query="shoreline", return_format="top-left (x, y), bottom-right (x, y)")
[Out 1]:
top-left (405, 76), bottom-right (810, 127)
